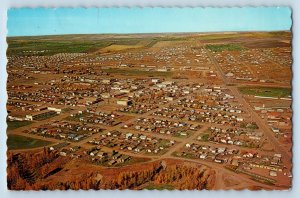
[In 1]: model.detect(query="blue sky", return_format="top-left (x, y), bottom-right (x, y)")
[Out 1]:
top-left (7, 7), bottom-right (291, 36)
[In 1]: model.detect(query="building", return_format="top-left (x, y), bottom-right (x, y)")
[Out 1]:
top-left (47, 106), bottom-right (63, 114)
top-left (101, 93), bottom-right (111, 99)
top-left (117, 99), bottom-right (132, 106)
top-left (151, 78), bottom-right (160, 83)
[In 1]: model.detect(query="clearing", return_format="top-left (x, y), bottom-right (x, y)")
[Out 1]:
top-left (238, 86), bottom-right (291, 98)
top-left (7, 120), bottom-right (33, 130)
top-left (7, 134), bottom-right (53, 150)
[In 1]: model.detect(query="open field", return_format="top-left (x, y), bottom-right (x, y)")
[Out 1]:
top-left (205, 44), bottom-right (243, 52)
top-left (7, 37), bottom-right (141, 56)
top-left (7, 35), bottom-right (190, 56)
top-left (238, 86), bottom-right (291, 98)
top-left (7, 120), bottom-right (33, 130)
top-left (97, 44), bottom-right (144, 54)
top-left (7, 135), bottom-right (53, 150)
top-left (8, 31), bottom-right (290, 56)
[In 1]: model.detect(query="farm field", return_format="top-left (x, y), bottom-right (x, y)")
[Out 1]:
top-left (7, 120), bottom-right (33, 130)
top-left (238, 86), bottom-right (291, 98)
top-left (7, 135), bottom-right (53, 150)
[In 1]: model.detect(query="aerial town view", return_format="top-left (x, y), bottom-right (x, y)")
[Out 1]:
top-left (6, 8), bottom-right (292, 190)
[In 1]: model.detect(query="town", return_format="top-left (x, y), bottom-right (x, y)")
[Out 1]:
top-left (7, 31), bottom-right (292, 190)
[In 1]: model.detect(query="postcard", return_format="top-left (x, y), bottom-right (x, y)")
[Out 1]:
top-left (6, 7), bottom-right (292, 190)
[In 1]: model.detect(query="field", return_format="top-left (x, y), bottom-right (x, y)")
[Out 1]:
top-left (7, 37), bottom-right (141, 56)
top-left (7, 135), bottom-right (53, 150)
top-left (7, 35), bottom-right (189, 56)
top-left (205, 44), bottom-right (243, 52)
top-left (144, 183), bottom-right (175, 190)
top-left (7, 120), bottom-right (33, 130)
top-left (238, 86), bottom-right (291, 98)
top-left (97, 44), bottom-right (143, 54)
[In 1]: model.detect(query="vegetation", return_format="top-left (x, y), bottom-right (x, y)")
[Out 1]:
top-left (7, 35), bottom-right (189, 56)
top-left (238, 86), bottom-right (291, 98)
top-left (7, 32), bottom-right (290, 56)
top-left (144, 37), bottom-right (189, 48)
top-left (200, 133), bottom-right (210, 141)
top-left (7, 153), bottom-right (215, 190)
top-left (7, 38), bottom-right (141, 56)
top-left (7, 120), bottom-right (33, 130)
top-left (145, 183), bottom-right (175, 190)
top-left (36, 113), bottom-right (57, 121)
top-left (7, 135), bottom-right (53, 150)
top-left (7, 149), bottom-right (68, 189)
top-left (205, 44), bottom-right (243, 52)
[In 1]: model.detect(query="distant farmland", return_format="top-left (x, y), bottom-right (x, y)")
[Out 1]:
top-left (205, 44), bottom-right (243, 52)
top-left (7, 35), bottom-right (191, 56)
top-left (6, 39), bottom-right (140, 56)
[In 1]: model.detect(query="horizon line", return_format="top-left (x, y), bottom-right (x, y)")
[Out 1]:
top-left (7, 30), bottom-right (291, 38)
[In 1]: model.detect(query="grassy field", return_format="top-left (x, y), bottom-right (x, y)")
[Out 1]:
top-left (7, 35), bottom-right (190, 56)
top-left (144, 183), bottom-right (175, 190)
top-left (7, 120), bottom-right (33, 130)
top-left (7, 134), bottom-right (53, 150)
top-left (7, 32), bottom-right (289, 56)
top-left (103, 68), bottom-right (173, 77)
top-left (205, 44), bottom-right (243, 52)
top-left (144, 37), bottom-right (189, 48)
top-left (239, 86), bottom-right (291, 98)
top-left (7, 38), bottom-right (141, 56)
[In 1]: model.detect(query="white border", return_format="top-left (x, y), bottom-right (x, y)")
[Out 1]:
top-left (0, 1), bottom-right (299, 198)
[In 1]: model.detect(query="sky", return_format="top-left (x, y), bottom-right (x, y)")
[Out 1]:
top-left (7, 7), bottom-right (292, 36)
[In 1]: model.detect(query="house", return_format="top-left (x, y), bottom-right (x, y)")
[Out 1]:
top-left (90, 150), bottom-right (99, 156)
top-left (226, 72), bottom-right (234, 77)
top-left (199, 154), bottom-right (207, 159)
top-left (125, 133), bottom-right (133, 139)
top-left (271, 127), bottom-right (280, 133)
top-left (117, 99), bottom-right (132, 106)
top-left (236, 117), bottom-right (244, 122)
top-left (270, 171), bottom-right (277, 177)
top-left (47, 106), bottom-right (63, 114)
top-left (151, 78), bottom-right (160, 83)
top-left (101, 93), bottom-right (111, 99)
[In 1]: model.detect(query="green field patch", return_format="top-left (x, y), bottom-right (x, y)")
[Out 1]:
top-left (238, 86), bottom-right (291, 98)
top-left (7, 38), bottom-right (142, 56)
top-left (144, 37), bottom-right (190, 48)
top-left (199, 133), bottom-right (210, 141)
top-left (103, 68), bottom-right (173, 77)
top-left (7, 120), bottom-right (33, 130)
top-left (7, 135), bottom-right (53, 150)
top-left (205, 44), bottom-right (243, 52)
top-left (145, 183), bottom-right (175, 190)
